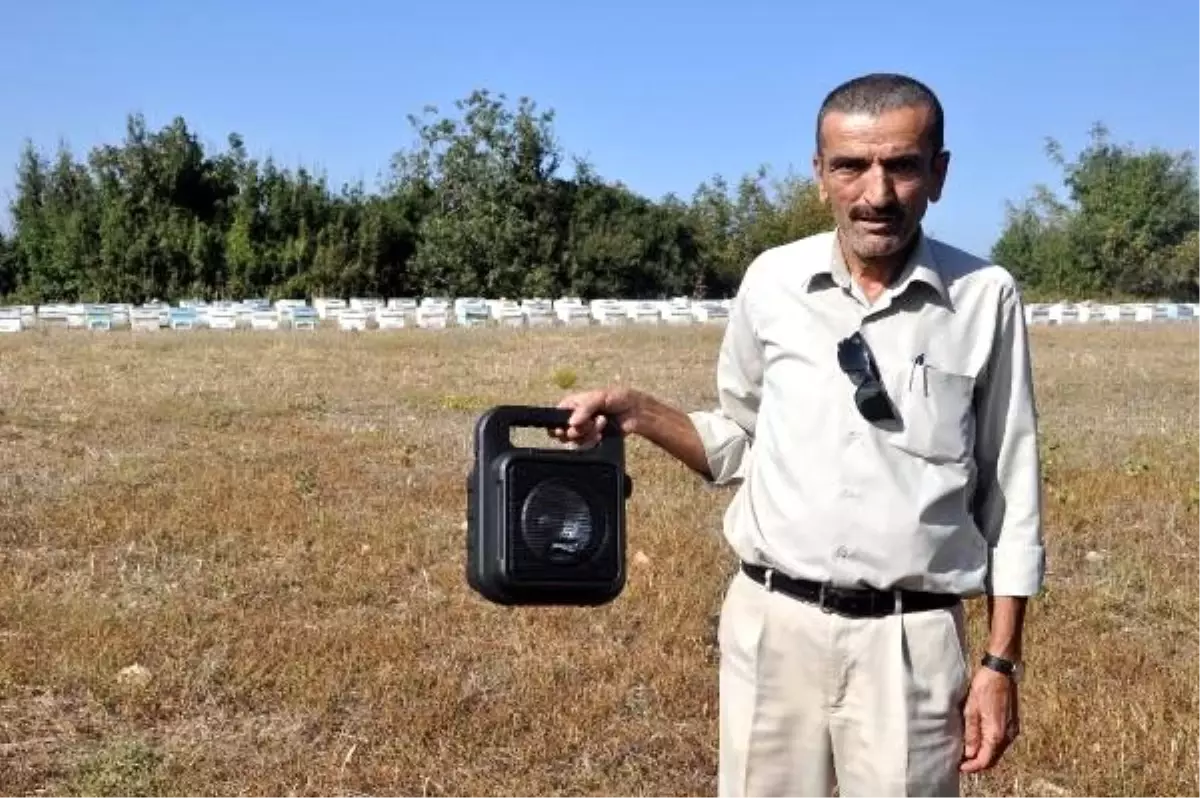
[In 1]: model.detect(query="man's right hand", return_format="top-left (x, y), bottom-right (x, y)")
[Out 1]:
top-left (548, 387), bottom-right (643, 448)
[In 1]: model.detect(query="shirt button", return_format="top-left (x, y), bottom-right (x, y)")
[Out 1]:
top-left (835, 546), bottom-right (850, 558)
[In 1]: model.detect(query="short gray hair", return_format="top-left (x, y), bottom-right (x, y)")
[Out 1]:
top-left (816, 73), bottom-right (945, 155)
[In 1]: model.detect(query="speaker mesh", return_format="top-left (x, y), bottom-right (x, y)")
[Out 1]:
top-left (504, 458), bottom-right (620, 582)
top-left (520, 479), bottom-right (594, 564)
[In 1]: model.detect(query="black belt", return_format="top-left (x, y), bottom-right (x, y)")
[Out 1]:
top-left (741, 563), bottom-right (960, 618)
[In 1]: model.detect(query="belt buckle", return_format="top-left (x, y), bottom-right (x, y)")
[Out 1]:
top-left (818, 582), bottom-right (832, 614)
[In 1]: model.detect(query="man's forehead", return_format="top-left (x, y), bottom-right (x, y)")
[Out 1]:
top-left (819, 107), bottom-right (932, 152)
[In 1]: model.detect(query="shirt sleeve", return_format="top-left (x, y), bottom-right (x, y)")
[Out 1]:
top-left (687, 259), bottom-right (766, 486)
top-left (973, 280), bottom-right (1046, 596)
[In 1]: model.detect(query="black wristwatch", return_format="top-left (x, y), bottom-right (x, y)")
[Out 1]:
top-left (981, 653), bottom-right (1024, 683)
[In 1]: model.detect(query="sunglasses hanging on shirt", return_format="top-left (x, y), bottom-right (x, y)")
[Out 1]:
top-left (837, 331), bottom-right (898, 423)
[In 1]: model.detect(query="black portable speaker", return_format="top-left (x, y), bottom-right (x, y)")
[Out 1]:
top-left (466, 405), bottom-right (633, 606)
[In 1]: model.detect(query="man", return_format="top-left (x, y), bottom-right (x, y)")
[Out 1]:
top-left (551, 72), bottom-right (1044, 796)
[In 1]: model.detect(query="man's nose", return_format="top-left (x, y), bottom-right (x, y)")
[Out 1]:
top-left (861, 163), bottom-right (896, 206)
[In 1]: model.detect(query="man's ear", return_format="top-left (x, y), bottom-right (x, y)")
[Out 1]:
top-left (928, 149), bottom-right (951, 204)
top-left (812, 151), bottom-right (828, 203)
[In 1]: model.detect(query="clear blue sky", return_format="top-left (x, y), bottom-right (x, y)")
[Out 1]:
top-left (2, 0), bottom-right (1196, 257)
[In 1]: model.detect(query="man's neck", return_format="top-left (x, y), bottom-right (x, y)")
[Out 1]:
top-left (838, 229), bottom-right (921, 304)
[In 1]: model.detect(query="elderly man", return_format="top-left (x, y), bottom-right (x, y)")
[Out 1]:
top-left (552, 72), bottom-right (1044, 796)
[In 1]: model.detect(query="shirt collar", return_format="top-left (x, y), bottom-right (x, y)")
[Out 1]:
top-left (806, 227), bottom-right (950, 306)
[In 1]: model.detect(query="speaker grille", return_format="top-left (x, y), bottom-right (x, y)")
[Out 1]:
top-left (521, 479), bottom-right (594, 564)
top-left (504, 458), bottom-right (621, 583)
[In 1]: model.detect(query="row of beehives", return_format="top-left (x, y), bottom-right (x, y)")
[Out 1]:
top-left (1024, 302), bottom-right (1199, 325)
top-left (0, 296), bottom-right (734, 333)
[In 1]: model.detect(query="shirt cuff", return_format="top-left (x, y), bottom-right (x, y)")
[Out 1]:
top-left (987, 543), bottom-right (1046, 596)
top-left (687, 410), bottom-right (753, 486)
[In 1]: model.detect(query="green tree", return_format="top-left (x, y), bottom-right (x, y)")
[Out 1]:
top-left (994, 124), bottom-right (1199, 301)
top-left (0, 231), bottom-right (16, 297)
top-left (394, 89), bottom-right (565, 298)
top-left (689, 166), bottom-right (833, 296)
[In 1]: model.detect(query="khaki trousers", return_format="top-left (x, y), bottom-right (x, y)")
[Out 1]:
top-left (717, 569), bottom-right (971, 797)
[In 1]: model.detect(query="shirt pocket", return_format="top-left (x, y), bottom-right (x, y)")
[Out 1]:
top-left (887, 362), bottom-right (976, 464)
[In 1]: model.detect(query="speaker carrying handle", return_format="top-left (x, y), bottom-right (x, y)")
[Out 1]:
top-left (475, 405), bottom-right (624, 462)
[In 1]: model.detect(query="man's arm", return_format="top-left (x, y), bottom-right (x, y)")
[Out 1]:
top-left (984, 595), bottom-right (1027, 663)
top-left (555, 260), bottom-right (767, 485)
top-left (682, 260), bottom-right (766, 485)
top-left (626, 391), bottom-right (714, 478)
top-left (961, 279), bottom-right (1045, 774)
top-left (973, 279), bottom-right (1044, 629)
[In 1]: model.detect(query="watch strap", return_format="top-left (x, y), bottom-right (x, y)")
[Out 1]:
top-left (981, 652), bottom-right (1018, 676)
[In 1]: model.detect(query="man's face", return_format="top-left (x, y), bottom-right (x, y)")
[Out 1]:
top-left (813, 104), bottom-right (949, 262)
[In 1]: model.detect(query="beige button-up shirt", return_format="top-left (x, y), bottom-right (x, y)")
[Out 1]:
top-left (688, 228), bottom-right (1045, 597)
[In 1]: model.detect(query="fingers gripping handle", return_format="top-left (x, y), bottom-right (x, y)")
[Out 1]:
top-left (497, 406), bottom-right (574, 430)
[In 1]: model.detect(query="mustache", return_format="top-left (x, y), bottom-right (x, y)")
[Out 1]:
top-left (850, 206), bottom-right (904, 222)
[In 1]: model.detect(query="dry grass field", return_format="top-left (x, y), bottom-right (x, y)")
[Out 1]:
top-left (0, 321), bottom-right (1195, 796)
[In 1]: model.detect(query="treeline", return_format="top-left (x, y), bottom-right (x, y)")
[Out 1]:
top-left (993, 123), bottom-right (1197, 302)
top-left (0, 90), bottom-right (833, 305)
top-left (0, 91), bottom-right (1195, 304)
